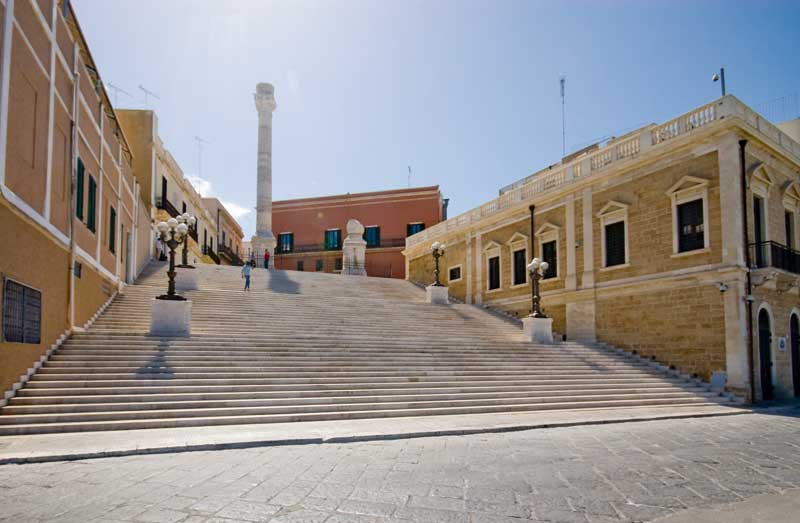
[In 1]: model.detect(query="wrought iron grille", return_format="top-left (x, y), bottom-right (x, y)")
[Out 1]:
top-left (2, 279), bottom-right (41, 344)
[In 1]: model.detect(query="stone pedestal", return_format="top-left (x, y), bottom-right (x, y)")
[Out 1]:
top-left (342, 219), bottom-right (367, 276)
top-left (426, 285), bottom-right (449, 304)
top-left (251, 235), bottom-right (277, 261)
top-left (150, 298), bottom-right (192, 337)
top-left (175, 266), bottom-right (198, 291)
top-left (522, 316), bottom-right (553, 344)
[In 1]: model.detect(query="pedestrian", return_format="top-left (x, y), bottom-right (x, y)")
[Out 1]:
top-left (264, 249), bottom-right (270, 269)
top-left (241, 262), bottom-right (252, 291)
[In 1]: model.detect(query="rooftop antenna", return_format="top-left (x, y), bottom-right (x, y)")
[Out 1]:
top-left (106, 82), bottom-right (132, 107)
top-left (138, 84), bottom-right (160, 108)
top-left (194, 136), bottom-right (211, 179)
top-left (407, 166), bottom-right (412, 188)
top-left (560, 76), bottom-right (566, 157)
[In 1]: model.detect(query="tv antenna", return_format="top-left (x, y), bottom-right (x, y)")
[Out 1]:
top-left (407, 166), bottom-right (412, 188)
top-left (106, 82), bottom-right (132, 107)
top-left (194, 136), bottom-right (211, 179)
top-left (138, 84), bottom-right (160, 108)
top-left (560, 76), bottom-right (566, 157)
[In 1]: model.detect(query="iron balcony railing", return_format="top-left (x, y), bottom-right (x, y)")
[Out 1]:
top-left (219, 244), bottom-right (244, 266)
top-left (155, 196), bottom-right (180, 218)
top-left (203, 245), bottom-right (220, 265)
top-left (275, 238), bottom-right (407, 255)
top-left (749, 241), bottom-right (800, 275)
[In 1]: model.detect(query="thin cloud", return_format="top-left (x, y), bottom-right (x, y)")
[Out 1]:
top-left (186, 174), bottom-right (213, 197)
top-left (221, 201), bottom-right (253, 220)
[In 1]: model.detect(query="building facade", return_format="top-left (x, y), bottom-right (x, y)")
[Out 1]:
top-left (405, 96), bottom-right (800, 402)
top-left (271, 186), bottom-right (444, 278)
top-left (203, 197), bottom-right (244, 265)
top-left (117, 109), bottom-right (219, 265)
top-left (0, 1), bottom-right (151, 393)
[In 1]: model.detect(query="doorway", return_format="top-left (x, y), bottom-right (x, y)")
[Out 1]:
top-left (758, 308), bottom-right (774, 401)
top-left (791, 313), bottom-right (800, 398)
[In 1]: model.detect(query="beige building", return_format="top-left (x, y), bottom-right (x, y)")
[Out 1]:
top-left (203, 197), bottom-right (244, 265)
top-left (405, 96), bottom-right (800, 402)
top-left (117, 109), bottom-right (218, 265)
top-left (0, 1), bottom-right (151, 393)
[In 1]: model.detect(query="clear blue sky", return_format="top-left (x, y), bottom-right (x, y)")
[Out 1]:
top-left (73, 0), bottom-right (800, 238)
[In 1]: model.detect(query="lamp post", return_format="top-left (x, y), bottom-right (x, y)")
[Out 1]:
top-left (527, 257), bottom-right (549, 318)
top-left (712, 67), bottom-right (726, 96)
top-left (176, 213), bottom-right (197, 268)
top-left (431, 241), bottom-right (446, 286)
top-left (155, 218), bottom-right (188, 301)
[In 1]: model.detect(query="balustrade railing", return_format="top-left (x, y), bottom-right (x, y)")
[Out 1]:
top-left (156, 196), bottom-right (179, 218)
top-left (406, 96), bottom-right (800, 250)
top-left (749, 241), bottom-right (800, 275)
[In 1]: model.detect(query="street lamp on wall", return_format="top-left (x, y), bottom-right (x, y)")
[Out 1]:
top-left (155, 218), bottom-right (188, 301)
top-left (527, 257), bottom-right (549, 318)
top-left (712, 67), bottom-right (726, 96)
top-left (430, 241), bottom-right (446, 286)
top-left (176, 213), bottom-right (197, 268)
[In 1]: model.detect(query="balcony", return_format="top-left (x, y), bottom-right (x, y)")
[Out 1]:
top-left (155, 196), bottom-right (179, 218)
top-left (749, 241), bottom-right (800, 275)
top-left (275, 238), bottom-right (406, 255)
top-left (203, 245), bottom-right (220, 265)
top-left (219, 244), bottom-right (244, 266)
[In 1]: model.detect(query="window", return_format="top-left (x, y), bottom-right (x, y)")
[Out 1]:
top-left (667, 176), bottom-right (710, 255)
top-left (677, 199), bottom-right (705, 253)
top-left (73, 262), bottom-right (82, 278)
top-left (407, 222), bottom-right (425, 236)
top-left (278, 233), bottom-right (294, 253)
top-left (297, 260), bottom-right (304, 271)
top-left (754, 196), bottom-right (766, 267)
top-left (541, 241), bottom-right (558, 279)
top-left (87, 175), bottom-right (97, 232)
top-left (785, 211), bottom-right (795, 250)
top-left (512, 249), bottom-right (527, 285)
top-left (335, 258), bottom-right (343, 271)
top-left (605, 221), bottom-right (626, 267)
top-left (448, 265), bottom-right (462, 283)
top-left (222, 231), bottom-right (227, 247)
top-left (108, 206), bottom-right (116, 254)
top-left (597, 201), bottom-right (629, 268)
top-left (2, 279), bottom-right (41, 344)
top-left (364, 226), bottom-right (380, 248)
top-left (488, 256), bottom-right (500, 290)
top-left (182, 202), bottom-right (187, 214)
top-left (324, 229), bottom-right (341, 250)
top-left (316, 259), bottom-right (324, 271)
top-left (75, 158), bottom-right (85, 219)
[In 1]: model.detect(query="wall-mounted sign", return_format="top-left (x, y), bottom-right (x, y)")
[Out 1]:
top-left (778, 337), bottom-right (787, 352)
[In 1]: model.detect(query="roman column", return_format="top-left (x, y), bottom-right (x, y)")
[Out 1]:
top-left (251, 82), bottom-right (278, 260)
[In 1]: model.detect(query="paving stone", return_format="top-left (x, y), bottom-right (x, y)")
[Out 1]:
top-left (215, 500), bottom-right (280, 522)
top-left (134, 507), bottom-right (188, 523)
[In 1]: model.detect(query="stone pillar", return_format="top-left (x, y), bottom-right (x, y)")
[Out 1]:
top-left (251, 83), bottom-right (277, 259)
top-left (342, 219), bottom-right (367, 276)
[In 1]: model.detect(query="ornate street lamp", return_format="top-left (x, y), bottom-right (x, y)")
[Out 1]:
top-left (176, 213), bottom-right (197, 268)
top-left (155, 218), bottom-right (189, 301)
top-left (527, 257), bottom-right (549, 318)
top-left (430, 241), bottom-right (446, 286)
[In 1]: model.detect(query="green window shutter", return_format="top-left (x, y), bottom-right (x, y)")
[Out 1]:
top-left (87, 176), bottom-right (96, 232)
top-left (109, 206), bottom-right (116, 254)
top-left (75, 159), bottom-right (84, 220)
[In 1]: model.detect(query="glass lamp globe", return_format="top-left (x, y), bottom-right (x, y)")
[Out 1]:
top-left (188, 216), bottom-right (197, 227)
top-left (439, 243), bottom-right (446, 253)
top-left (177, 214), bottom-right (186, 224)
top-left (527, 258), bottom-right (541, 272)
top-left (167, 217), bottom-right (178, 229)
top-left (540, 261), bottom-right (550, 273)
top-left (431, 241), bottom-right (441, 252)
top-left (176, 223), bottom-right (188, 236)
top-left (156, 221), bottom-right (169, 233)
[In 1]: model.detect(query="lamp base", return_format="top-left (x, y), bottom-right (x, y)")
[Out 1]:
top-left (150, 298), bottom-right (192, 337)
top-left (522, 316), bottom-right (553, 344)
top-left (425, 284), bottom-right (449, 305)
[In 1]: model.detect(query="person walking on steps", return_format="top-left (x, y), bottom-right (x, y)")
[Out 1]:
top-left (241, 262), bottom-right (252, 291)
top-left (264, 249), bottom-right (270, 269)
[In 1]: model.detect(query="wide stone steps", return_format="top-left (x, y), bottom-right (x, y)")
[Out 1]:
top-left (0, 397), bottom-right (718, 436)
top-left (0, 262), bottom-right (733, 435)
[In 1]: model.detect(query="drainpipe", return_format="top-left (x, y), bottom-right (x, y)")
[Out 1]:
top-left (739, 139), bottom-right (755, 403)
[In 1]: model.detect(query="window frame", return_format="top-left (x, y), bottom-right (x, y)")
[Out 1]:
top-left (278, 232), bottom-right (294, 254)
top-left (484, 241), bottom-right (502, 292)
top-left (364, 225), bottom-right (381, 248)
top-left (296, 260), bottom-right (304, 271)
top-left (535, 224), bottom-right (560, 281)
top-left (506, 232), bottom-right (529, 288)
top-left (782, 181), bottom-right (800, 250)
top-left (324, 228), bottom-right (342, 250)
top-left (666, 176), bottom-right (710, 257)
top-left (75, 158), bottom-right (85, 220)
top-left (407, 222), bottom-right (425, 237)
top-left (2, 278), bottom-right (42, 345)
top-left (447, 264), bottom-right (462, 284)
top-left (87, 175), bottom-right (97, 233)
top-left (315, 259), bottom-right (324, 272)
top-left (597, 201), bottom-right (630, 270)
top-left (676, 198), bottom-right (706, 254)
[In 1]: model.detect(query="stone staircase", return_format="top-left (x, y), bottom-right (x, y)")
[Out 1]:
top-left (0, 263), bottom-right (737, 435)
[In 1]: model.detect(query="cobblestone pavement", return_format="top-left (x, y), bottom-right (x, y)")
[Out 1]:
top-left (1, 412), bottom-right (799, 523)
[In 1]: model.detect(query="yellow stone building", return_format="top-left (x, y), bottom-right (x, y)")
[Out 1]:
top-left (202, 197), bottom-right (245, 265)
top-left (0, 1), bottom-right (151, 393)
top-left (117, 109), bottom-right (219, 266)
top-left (405, 96), bottom-right (800, 402)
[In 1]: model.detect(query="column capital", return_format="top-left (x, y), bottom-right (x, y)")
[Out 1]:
top-left (255, 83), bottom-right (277, 113)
